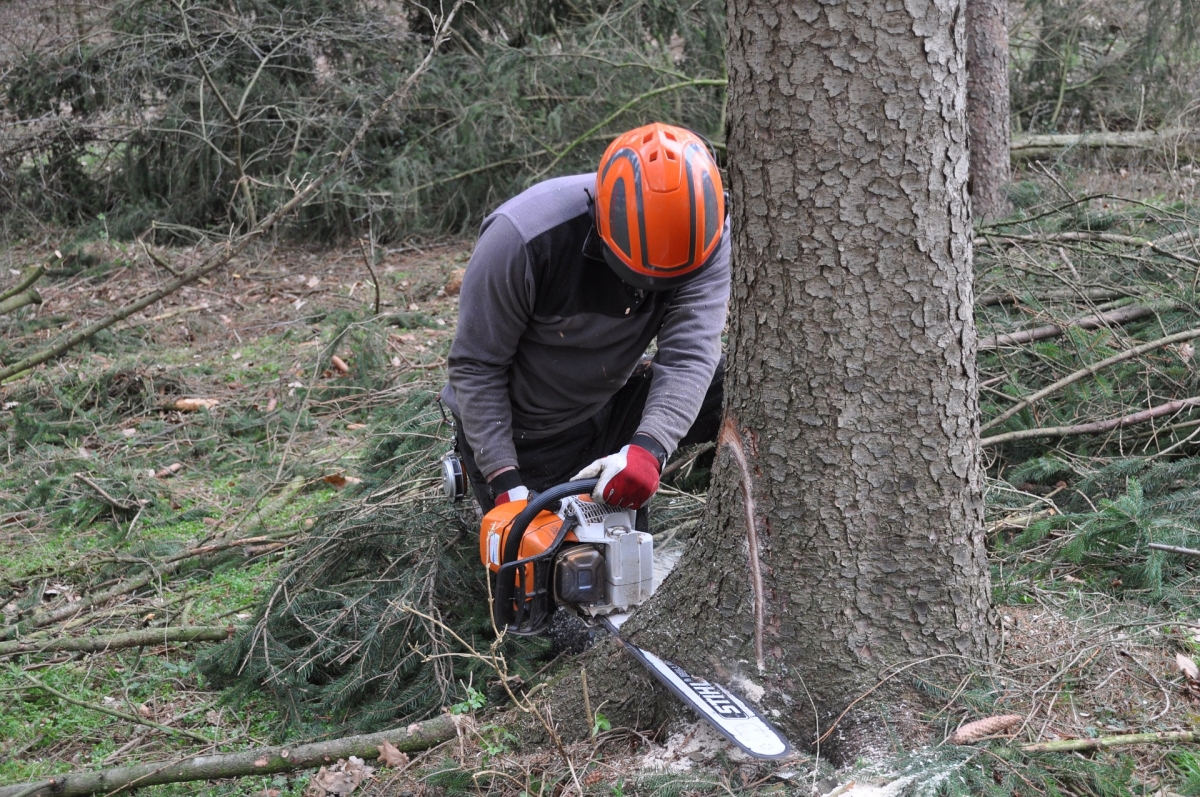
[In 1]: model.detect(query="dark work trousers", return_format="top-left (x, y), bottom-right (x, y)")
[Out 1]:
top-left (455, 356), bottom-right (725, 512)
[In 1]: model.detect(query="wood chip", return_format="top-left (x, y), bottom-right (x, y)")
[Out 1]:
top-left (1177, 652), bottom-right (1199, 682)
top-left (172, 398), bottom-right (219, 411)
top-left (154, 463), bottom-right (184, 479)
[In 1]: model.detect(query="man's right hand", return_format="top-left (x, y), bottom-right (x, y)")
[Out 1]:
top-left (488, 468), bottom-right (527, 505)
top-left (494, 485), bottom-right (529, 505)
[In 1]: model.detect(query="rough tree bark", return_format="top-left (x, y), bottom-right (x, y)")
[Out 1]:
top-left (966, 0), bottom-right (1011, 218)
top-left (585, 0), bottom-right (996, 757)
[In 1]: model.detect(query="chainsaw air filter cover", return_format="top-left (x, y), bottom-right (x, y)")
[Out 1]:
top-left (555, 545), bottom-right (605, 605)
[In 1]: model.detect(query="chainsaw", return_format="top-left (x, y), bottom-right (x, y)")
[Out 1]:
top-left (442, 461), bottom-right (791, 760)
top-left (479, 478), bottom-right (651, 635)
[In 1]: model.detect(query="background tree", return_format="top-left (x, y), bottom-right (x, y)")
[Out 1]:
top-left (618, 0), bottom-right (996, 752)
top-left (967, 0), bottom-right (1012, 218)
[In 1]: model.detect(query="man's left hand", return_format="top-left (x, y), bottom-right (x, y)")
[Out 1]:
top-left (573, 444), bottom-right (661, 509)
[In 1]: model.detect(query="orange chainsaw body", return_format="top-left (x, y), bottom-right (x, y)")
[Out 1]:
top-left (479, 499), bottom-right (581, 592)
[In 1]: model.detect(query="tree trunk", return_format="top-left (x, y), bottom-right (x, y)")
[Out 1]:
top-left (621, 0), bottom-right (996, 757)
top-left (966, 0), bottom-right (1011, 218)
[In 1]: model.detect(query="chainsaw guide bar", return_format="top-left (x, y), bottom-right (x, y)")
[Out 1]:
top-left (599, 617), bottom-right (792, 759)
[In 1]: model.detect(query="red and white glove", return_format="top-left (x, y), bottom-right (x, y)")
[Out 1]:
top-left (488, 469), bottom-right (528, 506)
top-left (493, 485), bottom-right (529, 505)
top-left (573, 444), bottom-right (661, 509)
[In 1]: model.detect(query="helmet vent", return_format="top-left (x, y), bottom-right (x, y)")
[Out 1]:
top-left (663, 130), bottom-right (677, 141)
top-left (648, 151), bottom-right (658, 162)
top-left (643, 133), bottom-right (654, 144)
top-left (666, 150), bottom-right (676, 160)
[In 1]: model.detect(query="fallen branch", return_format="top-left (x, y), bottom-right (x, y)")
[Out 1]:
top-left (978, 302), bottom-right (1177, 349)
top-left (1020, 729), bottom-right (1198, 753)
top-left (0, 714), bottom-right (458, 797)
top-left (980, 230), bottom-right (1200, 269)
top-left (0, 567), bottom-right (175, 641)
top-left (0, 2), bottom-right (461, 386)
top-left (976, 287), bottom-right (1131, 307)
top-left (0, 287), bottom-right (42, 316)
top-left (0, 625), bottom-right (233, 658)
top-left (20, 673), bottom-right (213, 745)
top-left (981, 396), bottom-right (1200, 447)
top-left (0, 266), bottom-right (44, 304)
top-left (1147, 542), bottom-right (1200, 558)
top-left (1009, 128), bottom-right (1197, 158)
top-left (982, 327), bottom-right (1200, 431)
top-left (74, 474), bottom-right (141, 512)
top-left (165, 529), bottom-right (299, 563)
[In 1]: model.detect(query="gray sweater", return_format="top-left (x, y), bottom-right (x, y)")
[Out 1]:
top-left (441, 173), bottom-right (730, 477)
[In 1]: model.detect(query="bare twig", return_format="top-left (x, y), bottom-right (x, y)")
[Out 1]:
top-left (981, 230), bottom-right (1200, 269)
top-left (359, 236), bottom-right (381, 317)
top-left (1147, 542), bottom-right (1200, 558)
top-left (73, 474), bottom-right (140, 512)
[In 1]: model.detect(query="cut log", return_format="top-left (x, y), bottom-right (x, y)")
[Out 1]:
top-left (0, 625), bottom-right (233, 658)
top-left (978, 303), bottom-right (1176, 349)
top-left (1010, 129), bottom-right (1198, 159)
top-left (0, 715), bottom-right (458, 797)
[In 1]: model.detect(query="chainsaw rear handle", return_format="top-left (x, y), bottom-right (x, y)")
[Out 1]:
top-left (493, 479), bottom-right (598, 634)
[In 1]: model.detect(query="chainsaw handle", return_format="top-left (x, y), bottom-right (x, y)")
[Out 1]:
top-left (500, 478), bottom-right (599, 568)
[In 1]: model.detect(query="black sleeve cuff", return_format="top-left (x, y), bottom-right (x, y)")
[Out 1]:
top-left (630, 433), bottom-right (667, 471)
top-left (487, 468), bottom-right (524, 497)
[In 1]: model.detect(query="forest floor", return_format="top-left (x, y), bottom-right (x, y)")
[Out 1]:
top-left (3, 160), bottom-right (1200, 797)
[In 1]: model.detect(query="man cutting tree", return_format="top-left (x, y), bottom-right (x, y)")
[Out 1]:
top-left (440, 122), bottom-right (730, 514)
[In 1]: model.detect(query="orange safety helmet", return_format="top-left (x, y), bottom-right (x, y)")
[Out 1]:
top-left (595, 123), bottom-right (725, 291)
